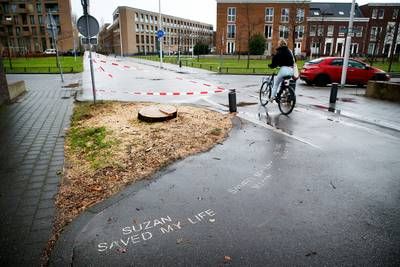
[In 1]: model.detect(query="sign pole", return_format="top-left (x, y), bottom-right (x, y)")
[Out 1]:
top-left (159, 0), bottom-right (163, 68)
top-left (48, 12), bottom-right (63, 82)
top-left (340, 0), bottom-right (356, 88)
top-left (86, 15), bottom-right (96, 104)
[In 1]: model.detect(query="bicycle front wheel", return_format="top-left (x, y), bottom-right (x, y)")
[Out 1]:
top-left (259, 81), bottom-right (271, 106)
top-left (278, 86), bottom-right (296, 115)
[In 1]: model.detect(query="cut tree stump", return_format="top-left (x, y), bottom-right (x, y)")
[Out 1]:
top-left (138, 105), bottom-right (177, 122)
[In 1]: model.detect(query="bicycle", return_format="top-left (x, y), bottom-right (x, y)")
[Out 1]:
top-left (259, 73), bottom-right (296, 115)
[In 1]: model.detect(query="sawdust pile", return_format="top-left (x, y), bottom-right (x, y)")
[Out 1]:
top-left (47, 101), bottom-right (232, 260)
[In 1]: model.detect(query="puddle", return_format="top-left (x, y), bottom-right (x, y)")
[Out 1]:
top-left (62, 83), bottom-right (80, 88)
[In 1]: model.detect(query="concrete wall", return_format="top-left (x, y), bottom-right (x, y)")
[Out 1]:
top-left (366, 81), bottom-right (400, 102)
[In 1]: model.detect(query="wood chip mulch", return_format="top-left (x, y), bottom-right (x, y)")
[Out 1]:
top-left (42, 102), bottom-right (232, 265)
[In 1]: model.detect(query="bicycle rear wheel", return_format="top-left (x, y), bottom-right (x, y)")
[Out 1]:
top-left (259, 81), bottom-right (271, 106)
top-left (278, 86), bottom-right (296, 115)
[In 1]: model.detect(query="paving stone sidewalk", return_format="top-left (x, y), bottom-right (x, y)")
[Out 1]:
top-left (0, 74), bottom-right (80, 266)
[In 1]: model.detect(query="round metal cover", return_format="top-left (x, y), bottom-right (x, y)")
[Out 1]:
top-left (77, 15), bottom-right (99, 38)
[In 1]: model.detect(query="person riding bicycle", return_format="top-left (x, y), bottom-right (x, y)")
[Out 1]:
top-left (268, 40), bottom-right (295, 102)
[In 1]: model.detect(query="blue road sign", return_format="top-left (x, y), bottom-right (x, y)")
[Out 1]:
top-left (156, 30), bottom-right (165, 39)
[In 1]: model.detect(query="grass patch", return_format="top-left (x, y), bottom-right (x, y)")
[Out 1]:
top-left (3, 56), bottom-right (83, 73)
top-left (70, 102), bottom-right (93, 126)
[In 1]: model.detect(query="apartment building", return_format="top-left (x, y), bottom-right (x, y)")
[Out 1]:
top-left (360, 3), bottom-right (400, 57)
top-left (0, 0), bottom-right (74, 54)
top-left (98, 6), bottom-right (214, 56)
top-left (306, 2), bottom-right (368, 57)
top-left (216, 0), bottom-right (310, 56)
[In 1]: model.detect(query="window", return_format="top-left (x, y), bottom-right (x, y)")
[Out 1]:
top-left (38, 15), bottom-right (42, 25)
top-left (378, 9), bottom-right (384, 19)
top-left (29, 15), bottom-right (35, 25)
top-left (140, 14), bottom-right (144, 22)
top-left (150, 16), bottom-right (153, 23)
top-left (368, 43), bottom-right (375, 54)
top-left (136, 24), bottom-right (139, 31)
top-left (227, 24), bottom-right (236, 38)
top-left (227, 7), bottom-right (236, 22)
top-left (279, 25), bottom-right (289, 39)
top-left (370, 27), bottom-right (379, 40)
top-left (135, 13), bottom-right (138, 21)
top-left (317, 25), bottom-right (324, 36)
top-left (393, 9), bottom-right (399, 20)
top-left (145, 15), bottom-right (148, 23)
top-left (36, 3), bottom-right (41, 13)
top-left (327, 25), bottom-right (334, 36)
top-left (136, 35), bottom-right (139, 43)
top-left (264, 24), bottom-right (272, 39)
top-left (295, 25), bottom-right (304, 39)
top-left (265, 8), bottom-right (273, 22)
top-left (348, 60), bottom-right (365, 69)
top-left (338, 26), bottom-right (346, 36)
top-left (331, 59), bottom-right (343, 66)
top-left (309, 25), bottom-right (316, 36)
top-left (296, 9), bottom-right (304, 23)
top-left (372, 9), bottom-right (378, 19)
top-left (355, 26), bottom-right (363, 37)
top-left (281, 8), bottom-right (289, 22)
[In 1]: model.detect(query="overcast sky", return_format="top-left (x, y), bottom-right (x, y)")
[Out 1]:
top-left (71, 0), bottom-right (399, 28)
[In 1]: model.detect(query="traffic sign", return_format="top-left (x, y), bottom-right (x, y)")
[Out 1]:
top-left (156, 30), bottom-right (165, 39)
top-left (81, 37), bottom-right (98, 45)
top-left (77, 15), bottom-right (99, 38)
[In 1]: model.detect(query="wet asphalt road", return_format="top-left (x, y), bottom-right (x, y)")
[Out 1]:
top-left (52, 55), bottom-right (400, 266)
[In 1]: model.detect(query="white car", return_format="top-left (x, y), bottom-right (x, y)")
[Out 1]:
top-left (43, 49), bottom-right (56, 55)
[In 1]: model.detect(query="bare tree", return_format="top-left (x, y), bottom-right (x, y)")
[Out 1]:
top-left (388, 12), bottom-right (400, 72)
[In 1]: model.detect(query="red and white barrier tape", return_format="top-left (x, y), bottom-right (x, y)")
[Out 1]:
top-left (96, 89), bottom-right (225, 96)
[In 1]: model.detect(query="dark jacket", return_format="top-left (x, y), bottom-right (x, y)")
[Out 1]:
top-left (269, 46), bottom-right (295, 68)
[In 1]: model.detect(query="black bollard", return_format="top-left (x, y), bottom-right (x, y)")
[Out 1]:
top-left (330, 83), bottom-right (338, 104)
top-left (179, 60), bottom-right (182, 68)
top-left (228, 89), bottom-right (237, 113)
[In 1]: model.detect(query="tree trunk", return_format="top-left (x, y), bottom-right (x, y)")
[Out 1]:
top-left (0, 57), bottom-right (10, 105)
top-left (388, 15), bottom-right (400, 72)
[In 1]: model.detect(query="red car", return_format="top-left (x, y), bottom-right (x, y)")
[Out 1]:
top-left (300, 57), bottom-right (390, 87)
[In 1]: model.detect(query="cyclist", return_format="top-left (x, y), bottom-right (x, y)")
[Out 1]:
top-left (268, 40), bottom-right (295, 102)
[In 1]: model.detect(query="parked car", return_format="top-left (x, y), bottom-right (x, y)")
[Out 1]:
top-left (43, 48), bottom-right (56, 55)
top-left (300, 57), bottom-right (390, 86)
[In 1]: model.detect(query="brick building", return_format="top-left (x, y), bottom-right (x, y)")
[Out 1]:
top-left (98, 6), bottom-right (214, 56)
top-left (216, 0), bottom-right (310, 56)
top-left (360, 3), bottom-right (400, 57)
top-left (306, 2), bottom-right (368, 57)
top-left (0, 0), bottom-right (74, 54)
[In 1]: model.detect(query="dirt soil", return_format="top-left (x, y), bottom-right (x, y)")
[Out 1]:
top-left (44, 101), bottom-right (232, 264)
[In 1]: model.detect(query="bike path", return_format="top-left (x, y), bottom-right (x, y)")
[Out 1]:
top-left (51, 105), bottom-right (400, 266)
